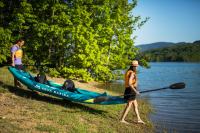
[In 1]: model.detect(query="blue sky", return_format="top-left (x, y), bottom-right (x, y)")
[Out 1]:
top-left (131, 0), bottom-right (200, 45)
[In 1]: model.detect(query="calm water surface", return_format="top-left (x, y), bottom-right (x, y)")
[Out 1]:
top-left (104, 62), bottom-right (200, 133)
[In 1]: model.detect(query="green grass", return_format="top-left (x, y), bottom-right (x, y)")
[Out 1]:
top-left (0, 118), bottom-right (22, 133)
top-left (36, 124), bottom-right (59, 132)
top-left (0, 66), bottom-right (154, 133)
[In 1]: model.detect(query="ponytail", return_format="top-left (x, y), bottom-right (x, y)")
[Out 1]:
top-left (128, 65), bottom-right (136, 72)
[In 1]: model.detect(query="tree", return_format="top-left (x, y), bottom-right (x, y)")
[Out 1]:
top-left (0, 27), bottom-right (12, 64)
top-left (0, 0), bottom-right (146, 81)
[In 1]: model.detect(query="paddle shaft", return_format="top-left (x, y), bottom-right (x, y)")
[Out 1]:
top-left (123, 82), bottom-right (185, 96)
top-left (121, 86), bottom-right (169, 96)
top-left (119, 86), bottom-right (172, 97)
top-left (94, 82), bottom-right (185, 103)
top-left (140, 87), bottom-right (169, 93)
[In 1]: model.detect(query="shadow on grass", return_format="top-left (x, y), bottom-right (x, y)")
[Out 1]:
top-left (0, 81), bottom-right (107, 115)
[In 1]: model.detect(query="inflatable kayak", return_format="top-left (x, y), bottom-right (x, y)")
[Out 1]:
top-left (8, 66), bottom-right (126, 105)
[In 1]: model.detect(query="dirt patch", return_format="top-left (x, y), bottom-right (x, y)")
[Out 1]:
top-left (47, 76), bottom-right (119, 95)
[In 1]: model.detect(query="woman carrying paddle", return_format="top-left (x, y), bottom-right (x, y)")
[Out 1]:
top-left (120, 60), bottom-right (145, 124)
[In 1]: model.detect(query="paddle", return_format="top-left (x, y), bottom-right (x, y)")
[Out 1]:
top-left (94, 82), bottom-right (186, 103)
top-left (140, 82), bottom-right (185, 93)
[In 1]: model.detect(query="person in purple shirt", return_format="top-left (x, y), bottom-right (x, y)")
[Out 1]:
top-left (10, 39), bottom-right (25, 88)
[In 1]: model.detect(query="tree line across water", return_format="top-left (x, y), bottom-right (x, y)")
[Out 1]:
top-left (141, 41), bottom-right (200, 62)
top-left (0, 0), bottom-right (148, 81)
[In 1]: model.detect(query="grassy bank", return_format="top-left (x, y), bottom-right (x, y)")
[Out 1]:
top-left (0, 67), bottom-right (154, 133)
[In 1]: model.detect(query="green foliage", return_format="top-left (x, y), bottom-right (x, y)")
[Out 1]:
top-left (0, 27), bottom-right (12, 64)
top-left (49, 68), bottom-right (60, 77)
top-left (59, 67), bottom-right (92, 82)
top-left (142, 41), bottom-right (200, 62)
top-left (0, 0), bottom-right (148, 81)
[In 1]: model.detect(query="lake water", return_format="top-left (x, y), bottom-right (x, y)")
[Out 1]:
top-left (103, 62), bottom-right (200, 133)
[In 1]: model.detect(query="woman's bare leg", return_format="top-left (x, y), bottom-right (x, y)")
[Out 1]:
top-left (132, 100), bottom-right (145, 124)
top-left (14, 78), bottom-right (18, 87)
top-left (120, 100), bottom-right (133, 124)
top-left (14, 78), bottom-right (23, 88)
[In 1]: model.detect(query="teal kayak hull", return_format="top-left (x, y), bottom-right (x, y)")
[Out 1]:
top-left (8, 66), bottom-right (126, 105)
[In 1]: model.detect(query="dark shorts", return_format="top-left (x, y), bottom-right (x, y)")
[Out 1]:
top-left (124, 87), bottom-right (136, 101)
top-left (15, 64), bottom-right (24, 70)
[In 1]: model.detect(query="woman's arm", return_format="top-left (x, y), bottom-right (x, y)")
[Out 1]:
top-left (11, 52), bottom-right (15, 66)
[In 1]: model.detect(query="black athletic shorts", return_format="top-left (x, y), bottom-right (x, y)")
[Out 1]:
top-left (124, 87), bottom-right (136, 101)
top-left (15, 64), bottom-right (24, 70)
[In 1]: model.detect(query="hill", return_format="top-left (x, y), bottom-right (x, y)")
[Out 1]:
top-left (136, 42), bottom-right (175, 52)
top-left (141, 40), bottom-right (200, 62)
top-left (136, 42), bottom-right (189, 52)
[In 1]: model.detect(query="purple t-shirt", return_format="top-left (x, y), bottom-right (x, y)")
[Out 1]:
top-left (11, 45), bottom-right (23, 65)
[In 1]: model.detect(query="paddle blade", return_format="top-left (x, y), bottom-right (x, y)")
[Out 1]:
top-left (169, 82), bottom-right (185, 89)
